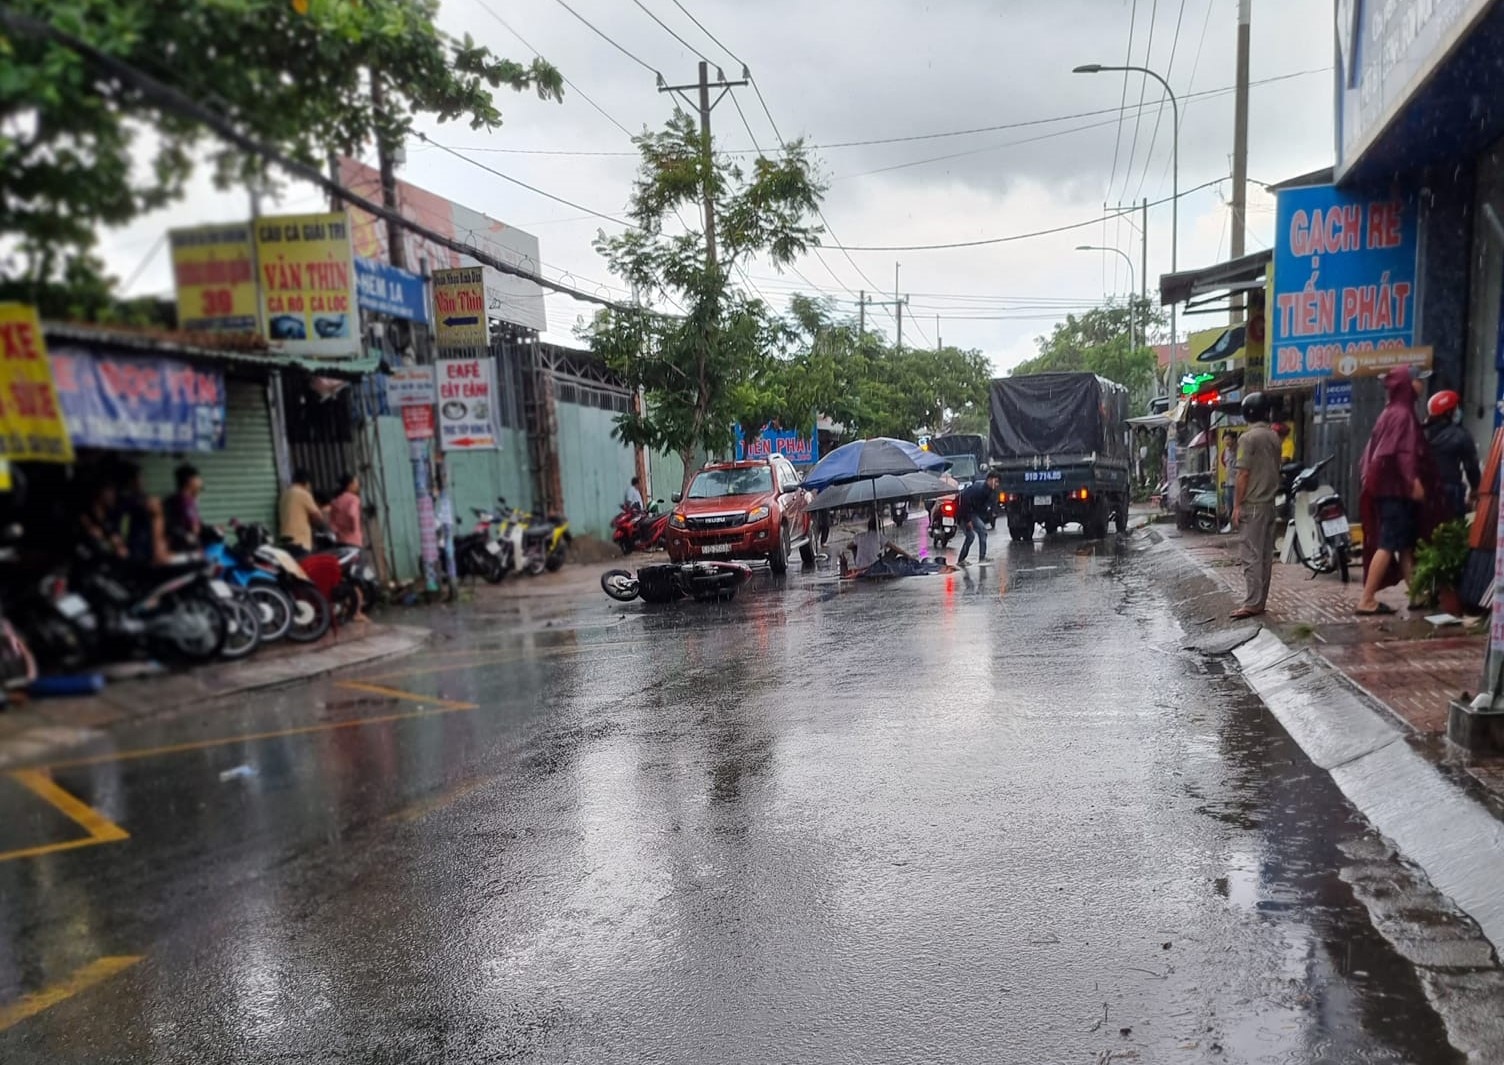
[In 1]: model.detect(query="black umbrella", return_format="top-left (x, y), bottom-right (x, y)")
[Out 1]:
top-left (807, 471), bottom-right (958, 512)
top-left (802, 437), bottom-right (948, 490)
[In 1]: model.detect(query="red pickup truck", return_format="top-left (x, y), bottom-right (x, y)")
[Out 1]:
top-left (666, 457), bottom-right (815, 574)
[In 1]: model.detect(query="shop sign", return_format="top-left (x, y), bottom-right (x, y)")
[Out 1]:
top-left (401, 404), bottom-right (435, 441)
top-left (385, 366), bottom-right (436, 408)
top-left (0, 304), bottom-right (73, 463)
top-left (1329, 345), bottom-right (1433, 381)
top-left (1269, 185), bottom-right (1418, 391)
top-left (169, 224), bottom-right (258, 333)
top-left (354, 258), bottom-right (429, 324)
top-left (734, 422), bottom-right (820, 465)
top-left (254, 212), bottom-right (358, 358)
top-left (431, 267), bottom-right (488, 348)
top-left (48, 347), bottom-right (225, 453)
top-left (1314, 380), bottom-right (1353, 423)
top-left (436, 357), bottom-right (499, 451)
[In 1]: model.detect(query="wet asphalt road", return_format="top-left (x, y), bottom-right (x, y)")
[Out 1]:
top-left (0, 523), bottom-right (1476, 1063)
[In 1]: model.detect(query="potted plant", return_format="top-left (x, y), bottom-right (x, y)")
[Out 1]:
top-left (1411, 518), bottom-right (1471, 614)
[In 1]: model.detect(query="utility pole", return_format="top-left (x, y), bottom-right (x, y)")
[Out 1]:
top-left (858, 291), bottom-right (907, 346)
top-left (936, 314), bottom-right (942, 351)
top-left (660, 62), bottom-right (749, 273)
top-left (894, 261), bottom-right (907, 353)
top-left (858, 289), bottom-right (865, 339)
top-left (369, 70), bottom-right (406, 270)
top-left (1230, 0), bottom-right (1251, 321)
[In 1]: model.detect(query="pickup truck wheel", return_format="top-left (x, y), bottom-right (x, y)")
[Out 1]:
top-left (798, 538), bottom-right (816, 566)
top-left (769, 524), bottom-right (790, 575)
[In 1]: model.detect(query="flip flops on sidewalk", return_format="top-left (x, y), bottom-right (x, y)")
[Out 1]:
top-left (1354, 603), bottom-right (1397, 616)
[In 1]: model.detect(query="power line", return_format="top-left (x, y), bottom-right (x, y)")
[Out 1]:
top-left (548, 0), bottom-right (663, 79)
top-left (667, 0), bottom-right (743, 67)
top-left (417, 135), bottom-right (635, 227)
top-left (826, 175), bottom-right (1227, 252)
top-left (630, 0), bottom-right (712, 63)
top-left (1132, 0), bottom-right (1189, 204)
top-left (1106, 0), bottom-right (1139, 205)
top-left (1155, 0), bottom-right (1217, 196)
top-left (1118, 0), bottom-right (1160, 204)
top-left (0, 9), bottom-right (633, 312)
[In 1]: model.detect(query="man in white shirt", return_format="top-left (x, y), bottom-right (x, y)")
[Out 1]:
top-left (624, 476), bottom-right (644, 510)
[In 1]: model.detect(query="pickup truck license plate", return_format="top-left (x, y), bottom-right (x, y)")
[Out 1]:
top-left (1033, 495), bottom-right (1053, 506)
top-left (700, 544), bottom-right (732, 555)
top-left (1321, 517), bottom-right (1350, 537)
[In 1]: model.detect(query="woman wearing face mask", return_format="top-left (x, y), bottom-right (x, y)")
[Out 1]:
top-left (1423, 390), bottom-right (1480, 520)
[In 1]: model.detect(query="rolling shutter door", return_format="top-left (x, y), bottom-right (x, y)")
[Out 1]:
top-left (140, 378), bottom-right (281, 530)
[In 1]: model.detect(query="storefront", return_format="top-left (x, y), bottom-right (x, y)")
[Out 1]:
top-left (43, 325), bottom-right (288, 530)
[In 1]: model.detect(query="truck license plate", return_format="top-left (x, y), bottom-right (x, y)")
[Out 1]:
top-left (700, 544), bottom-right (731, 555)
top-left (1033, 495), bottom-right (1053, 506)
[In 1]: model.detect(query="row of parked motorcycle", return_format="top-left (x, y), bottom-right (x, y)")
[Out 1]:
top-left (0, 521), bottom-right (377, 697)
top-left (450, 498), bottom-right (573, 584)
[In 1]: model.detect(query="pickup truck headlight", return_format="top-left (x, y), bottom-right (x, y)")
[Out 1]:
top-left (669, 511), bottom-right (688, 529)
top-left (746, 504), bottom-right (771, 523)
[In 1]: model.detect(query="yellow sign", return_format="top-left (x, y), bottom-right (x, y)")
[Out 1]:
top-left (169, 224), bottom-right (258, 334)
top-left (0, 304), bottom-right (74, 463)
top-left (432, 267), bottom-right (488, 348)
top-left (254, 212), bottom-right (358, 358)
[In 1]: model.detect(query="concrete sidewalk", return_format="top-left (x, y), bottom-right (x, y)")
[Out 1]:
top-left (0, 622), bottom-right (430, 769)
top-left (1169, 525), bottom-right (1504, 804)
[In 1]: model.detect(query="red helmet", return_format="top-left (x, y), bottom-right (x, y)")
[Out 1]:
top-left (1427, 390), bottom-right (1460, 419)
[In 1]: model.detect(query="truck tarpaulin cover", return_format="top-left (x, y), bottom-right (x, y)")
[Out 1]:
top-left (989, 373), bottom-right (1128, 460)
top-left (926, 433), bottom-right (985, 458)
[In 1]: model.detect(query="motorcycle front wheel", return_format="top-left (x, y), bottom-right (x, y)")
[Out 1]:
top-left (1298, 532), bottom-right (1337, 575)
top-left (247, 584), bottom-right (294, 642)
top-left (601, 569), bottom-right (640, 602)
top-left (154, 595), bottom-right (228, 663)
top-left (284, 582), bottom-right (333, 643)
top-left (218, 595), bottom-right (262, 659)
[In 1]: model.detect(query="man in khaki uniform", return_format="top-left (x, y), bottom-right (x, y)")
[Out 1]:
top-left (1230, 392), bottom-right (1281, 619)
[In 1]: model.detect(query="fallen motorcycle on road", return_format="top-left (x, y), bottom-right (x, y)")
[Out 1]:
top-left (600, 561), bottom-right (751, 604)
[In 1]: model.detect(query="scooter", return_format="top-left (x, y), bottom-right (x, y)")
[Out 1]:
top-left (1191, 486), bottom-right (1221, 534)
top-left (611, 500), bottom-right (668, 555)
top-left (233, 523), bottom-right (333, 642)
top-left (601, 560), bottom-right (752, 604)
top-left (71, 544), bottom-right (228, 664)
top-left (496, 499), bottom-right (571, 575)
top-left (928, 496), bottom-right (958, 546)
top-left (1277, 455), bottom-right (1353, 582)
top-left (204, 527), bottom-right (296, 643)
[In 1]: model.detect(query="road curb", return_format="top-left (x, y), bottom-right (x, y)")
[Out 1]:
top-left (0, 624), bottom-right (432, 770)
top-left (1144, 526), bottom-right (1504, 954)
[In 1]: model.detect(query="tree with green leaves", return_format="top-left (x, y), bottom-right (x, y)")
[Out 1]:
top-left (587, 112), bottom-right (824, 489)
top-left (1011, 296), bottom-right (1164, 410)
top-left (0, 0), bottom-right (562, 315)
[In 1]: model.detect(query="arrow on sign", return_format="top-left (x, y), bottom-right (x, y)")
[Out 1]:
top-left (448, 437), bottom-right (493, 447)
top-left (443, 315), bottom-right (479, 327)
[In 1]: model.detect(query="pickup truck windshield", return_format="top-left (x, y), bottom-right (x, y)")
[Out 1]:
top-left (947, 455), bottom-right (979, 480)
top-left (689, 468), bottom-right (773, 498)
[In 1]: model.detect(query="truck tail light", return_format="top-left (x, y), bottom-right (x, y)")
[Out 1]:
top-left (1073, 488), bottom-right (1090, 500)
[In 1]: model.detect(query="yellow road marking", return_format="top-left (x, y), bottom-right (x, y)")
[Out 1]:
top-left (0, 955), bottom-right (142, 1032)
top-left (0, 771), bottom-right (129, 863)
top-left (40, 691), bottom-right (479, 772)
top-left (360, 642), bottom-right (638, 682)
top-left (331, 681), bottom-right (476, 711)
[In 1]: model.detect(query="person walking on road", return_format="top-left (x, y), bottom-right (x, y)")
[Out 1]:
top-left (1424, 389), bottom-right (1480, 520)
top-left (954, 471), bottom-right (1001, 566)
top-left (1230, 393), bottom-right (1282, 620)
top-left (1356, 366), bottom-right (1429, 615)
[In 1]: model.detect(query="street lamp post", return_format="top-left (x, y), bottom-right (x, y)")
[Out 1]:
top-left (1074, 62), bottom-right (1179, 396)
top-left (1076, 244), bottom-right (1137, 353)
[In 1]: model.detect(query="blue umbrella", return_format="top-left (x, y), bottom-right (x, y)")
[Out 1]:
top-left (802, 437), bottom-right (948, 491)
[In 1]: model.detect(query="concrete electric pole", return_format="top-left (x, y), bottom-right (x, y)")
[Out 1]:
top-left (1230, 0), bottom-right (1251, 321)
top-left (659, 61), bottom-right (750, 274)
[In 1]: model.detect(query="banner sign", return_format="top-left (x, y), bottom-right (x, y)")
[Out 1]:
top-left (0, 305), bottom-right (73, 463)
top-left (734, 422), bottom-right (820, 465)
top-left (1269, 185), bottom-right (1418, 390)
top-left (49, 348), bottom-right (225, 453)
top-left (385, 366), bottom-right (436, 408)
top-left (401, 404), bottom-right (435, 441)
top-left (170, 224), bottom-right (258, 333)
top-left (437, 357), bottom-right (499, 451)
top-left (432, 267), bottom-right (488, 347)
top-left (354, 258), bottom-right (429, 324)
top-left (1329, 345), bottom-right (1433, 381)
top-left (254, 212), bottom-right (358, 358)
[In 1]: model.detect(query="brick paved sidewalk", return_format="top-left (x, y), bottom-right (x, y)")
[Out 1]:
top-left (1164, 524), bottom-right (1504, 801)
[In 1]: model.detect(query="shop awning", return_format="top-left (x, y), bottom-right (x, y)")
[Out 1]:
top-left (42, 323), bottom-right (379, 378)
top-left (1158, 249), bottom-right (1271, 308)
top-left (1127, 413), bottom-right (1172, 428)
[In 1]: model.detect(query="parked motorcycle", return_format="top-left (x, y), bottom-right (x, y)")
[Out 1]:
top-left (204, 528), bottom-right (296, 643)
top-left (601, 560), bottom-right (752, 604)
top-left (1277, 455), bottom-right (1353, 582)
top-left (233, 523), bottom-right (333, 642)
top-left (453, 507), bottom-right (507, 583)
top-left (496, 499), bottom-right (571, 575)
top-left (310, 531), bottom-right (378, 623)
top-left (71, 545), bottom-right (228, 664)
top-left (611, 500), bottom-right (668, 555)
top-left (1191, 486), bottom-right (1221, 534)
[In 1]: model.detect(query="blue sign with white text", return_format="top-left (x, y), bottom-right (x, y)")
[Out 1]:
top-left (1270, 184), bottom-right (1418, 390)
top-left (355, 258), bottom-right (429, 324)
top-left (734, 423), bottom-right (819, 465)
top-left (49, 348), bottom-right (226, 452)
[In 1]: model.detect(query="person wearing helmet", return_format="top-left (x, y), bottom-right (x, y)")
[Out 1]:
top-left (1424, 389), bottom-right (1480, 519)
top-left (1229, 391), bottom-right (1281, 619)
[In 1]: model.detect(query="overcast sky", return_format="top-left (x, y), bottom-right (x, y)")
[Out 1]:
top-left (102, 0), bottom-right (1333, 372)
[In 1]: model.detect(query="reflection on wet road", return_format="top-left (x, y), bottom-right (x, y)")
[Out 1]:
top-left (0, 531), bottom-right (1470, 1062)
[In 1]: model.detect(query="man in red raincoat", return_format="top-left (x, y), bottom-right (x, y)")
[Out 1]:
top-left (1356, 366), bottom-right (1429, 615)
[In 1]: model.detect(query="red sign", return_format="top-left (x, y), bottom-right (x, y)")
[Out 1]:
top-left (401, 404), bottom-right (434, 441)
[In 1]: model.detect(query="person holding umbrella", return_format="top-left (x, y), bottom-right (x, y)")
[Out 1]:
top-left (954, 471), bottom-right (1002, 565)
